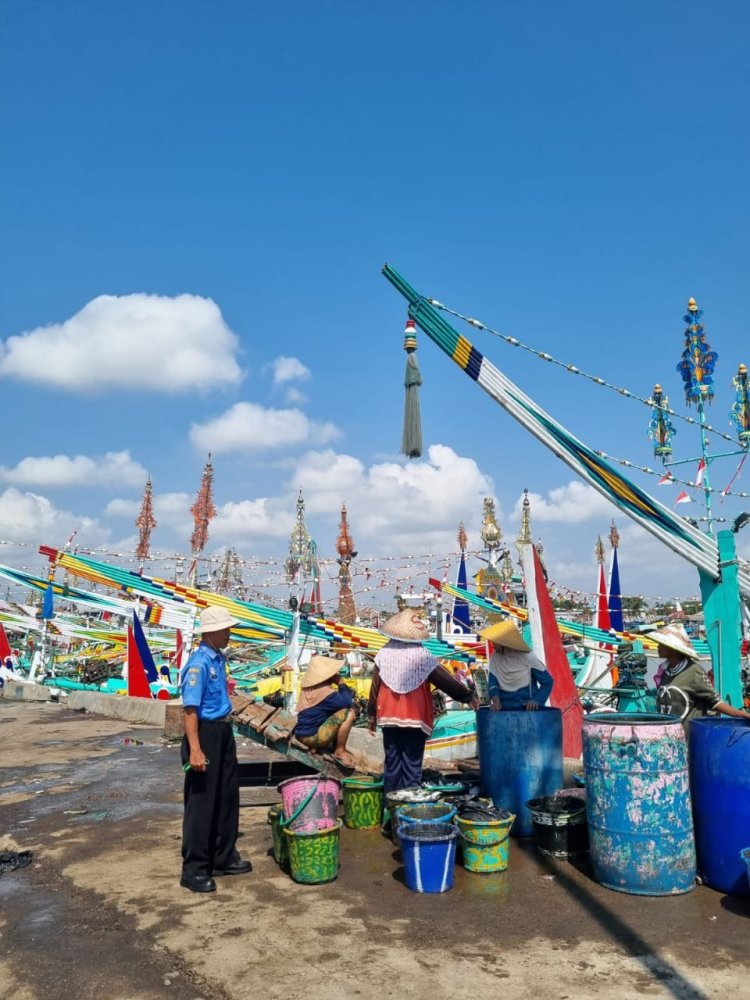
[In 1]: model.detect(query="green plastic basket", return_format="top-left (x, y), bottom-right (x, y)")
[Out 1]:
top-left (283, 820), bottom-right (342, 885)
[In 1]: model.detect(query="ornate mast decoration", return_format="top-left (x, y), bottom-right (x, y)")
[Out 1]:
top-left (731, 363), bottom-right (750, 449)
top-left (335, 503), bottom-right (357, 625)
top-left (676, 298), bottom-right (718, 532)
top-left (216, 548), bottom-right (244, 598)
top-left (648, 383), bottom-right (676, 459)
top-left (135, 477), bottom-right (157, 569)
top-left (286, 489), bottom-right (321, 612)
top-left (476, 496), bottom-right (504, 606)
top-left (189, 455), bottom-right (217, 587)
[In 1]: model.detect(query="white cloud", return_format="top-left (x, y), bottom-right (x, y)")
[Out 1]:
top-left (285, 386), bottom-right (307, 405)
top-left (271, 356), bottom-right (310, 385)
top-left (212, 499), bottom-right (293, 542)
top-left (513, 481), bottom-right (614, 524)
top-left (190, 402), bottom-right (340, 453)
top-left (290, 444), bottom-right (496, 553)
top-left (0, 293), bottom-right (242, 392)
top-left (0, 487), bottom-right (107, 546)
top-left (105, 491), bottom-right (192, 529)
top-left (0, 451), bottom-right (146, 489)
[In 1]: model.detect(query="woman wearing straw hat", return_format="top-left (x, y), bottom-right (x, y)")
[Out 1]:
top-left (479, 618), bottom-right (554, 712)
top-left (651, 623), bottom-right (750, 724)
top-left (294, 655), bottom-right (358, 768)
top-left (366, 607), bottom-right (479, 793)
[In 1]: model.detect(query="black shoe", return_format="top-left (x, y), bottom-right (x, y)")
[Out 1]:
top-left (213, 858), bottom-right (252, 876)
top-left (180, 873), bottom-right (217, 893)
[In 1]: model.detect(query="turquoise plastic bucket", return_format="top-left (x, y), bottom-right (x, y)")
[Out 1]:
top-left (399, 821), bottom-right (458, 894)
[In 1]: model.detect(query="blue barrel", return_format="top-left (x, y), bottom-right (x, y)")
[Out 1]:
top-left (477, 707), bottom-right (563, 837)
top-left (689, 718), bottom-right (750, 896)
top-left (583, 712), bottom-right (695, 895)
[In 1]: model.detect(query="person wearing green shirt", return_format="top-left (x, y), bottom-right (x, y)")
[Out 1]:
top-left (650, 623), bottom-right (750, 724)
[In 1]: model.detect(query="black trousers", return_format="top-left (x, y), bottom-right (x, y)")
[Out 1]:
top-left (181, 720), bottom-right (239, 876)
top-left (382, 726), bottom-right (427, 793)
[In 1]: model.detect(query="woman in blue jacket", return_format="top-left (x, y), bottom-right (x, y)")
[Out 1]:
top-left (479, 618), bottom-right (553, 711)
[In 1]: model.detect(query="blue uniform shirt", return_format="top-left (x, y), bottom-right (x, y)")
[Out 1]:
top-left (180, 643), bottom-right (232, 720)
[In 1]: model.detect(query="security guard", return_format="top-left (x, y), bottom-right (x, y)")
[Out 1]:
top-left (180, 606), bottom-right (252, 893)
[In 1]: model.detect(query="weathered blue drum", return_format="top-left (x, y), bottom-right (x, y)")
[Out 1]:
top-left (583, 712), bottom-right (696, 895)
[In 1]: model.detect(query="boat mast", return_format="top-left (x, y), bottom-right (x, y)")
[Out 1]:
top-left (135, 477), bottom-right (157, 571)
top-left (189, 455), bottom-right (217, 589)
top-left (336, 503), bottom-right (357, 625)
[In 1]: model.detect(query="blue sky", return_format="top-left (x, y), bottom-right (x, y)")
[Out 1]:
top-left (1, 1), bottom-right (749, 609)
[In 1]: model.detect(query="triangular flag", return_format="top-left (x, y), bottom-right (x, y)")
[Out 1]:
top-left (126, 625), bottom-right (153, 698)
top-left (595, 563), bottom-right (611, 632)
top-left (453, 553), bottom-right (472, 633)
top-left (0, 623), bottom-right (12, 661)
top-left (675, 491), bottom-right (691, 505)
top-left (132, 611), bottom-right (159, 683)
top-left (521, 542), bottom-right (584, 757)
top-left (658, 471), bottom-right (673, 485)
top-left (695, 459), bottom-right (706, 487)
top-left (607, 547), bottom-right (624, 632)
top-left (40, 583), bottom-right (55, 620)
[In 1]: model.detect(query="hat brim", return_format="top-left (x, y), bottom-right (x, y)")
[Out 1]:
top-left (649, 632), bottom-right (700, 660)
top-left (200, 617), bottom-right (240, 633)
top-left (379, 629), bottom-right (427, 644)
top-left (478, 623), bottom-right (531, 653)
top-left (300, 665), bottom-right (342, 688)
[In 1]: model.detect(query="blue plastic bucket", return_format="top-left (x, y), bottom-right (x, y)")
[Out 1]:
top-left (396, 802), bottom-right (457, 829)
top-left (399, 822), bottom-right (458, 894)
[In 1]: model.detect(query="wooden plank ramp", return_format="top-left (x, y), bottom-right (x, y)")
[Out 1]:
top-left (230, 695), bottom-right (383, 779)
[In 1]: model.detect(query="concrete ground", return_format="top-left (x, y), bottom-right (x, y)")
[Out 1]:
top-left (1, 700), bottom-right (749, 1000)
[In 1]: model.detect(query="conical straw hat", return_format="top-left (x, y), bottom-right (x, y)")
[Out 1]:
top-left (479, 618), bottom-right (531, 652)
top-left (380, 607), bottom-right (430, 643)
top-left (648, 623), bottom-right (699, 661)
top-left (300, 655), bottom-right (344, 689)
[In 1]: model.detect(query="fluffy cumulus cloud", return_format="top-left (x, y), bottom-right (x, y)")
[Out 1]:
top-left (271, 356), bottom-right (310, 385)
top-left (512, 481), bottom-right (614, 524)
top-left (0, 293), bottom-right (242, 392)
top-left (0, 488), bottom-right (107, 547)
top-left (0, 451), bottom-right (146, 489)
top-left (290, 444), bottom-right (496, 553)
top-left (212, 498), bottom-right (294, 542)
top-left (105, 491), bottom-right (192, 533)
top-left (189, 402), bottom-right (340, 453)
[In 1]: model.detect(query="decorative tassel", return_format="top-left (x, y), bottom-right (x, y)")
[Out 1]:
top-left (401, 317), bottom-right (423, 458)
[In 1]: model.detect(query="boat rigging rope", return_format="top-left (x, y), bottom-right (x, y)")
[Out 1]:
top-left (428, 299), bottom-right (743, 449)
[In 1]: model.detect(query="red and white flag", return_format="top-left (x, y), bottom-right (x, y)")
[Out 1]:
top-left (658, 471), bottom-right (673, 485)
top-left (675, 491), bottom-right (691, 505)
top-left (695, 459), bottom-right (706, 487)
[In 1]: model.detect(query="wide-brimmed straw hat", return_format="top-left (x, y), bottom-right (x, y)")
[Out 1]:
top-left (648, 623), bottom-right (699, 661)
top-left (199, 606), bottom-right (239, 634)
top-left (380, 607), bottom-right (430, 644)
top-left (479, 618), bottom-right (531, 652)
top-left (300, 655), bottom-right (344, 689)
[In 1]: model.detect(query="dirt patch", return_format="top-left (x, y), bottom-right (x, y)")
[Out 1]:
top-left (2, 700), bottom-right (749, 999)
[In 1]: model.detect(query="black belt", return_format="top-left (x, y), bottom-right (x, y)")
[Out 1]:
top-left (199, 715), bottom-right (232, 724)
